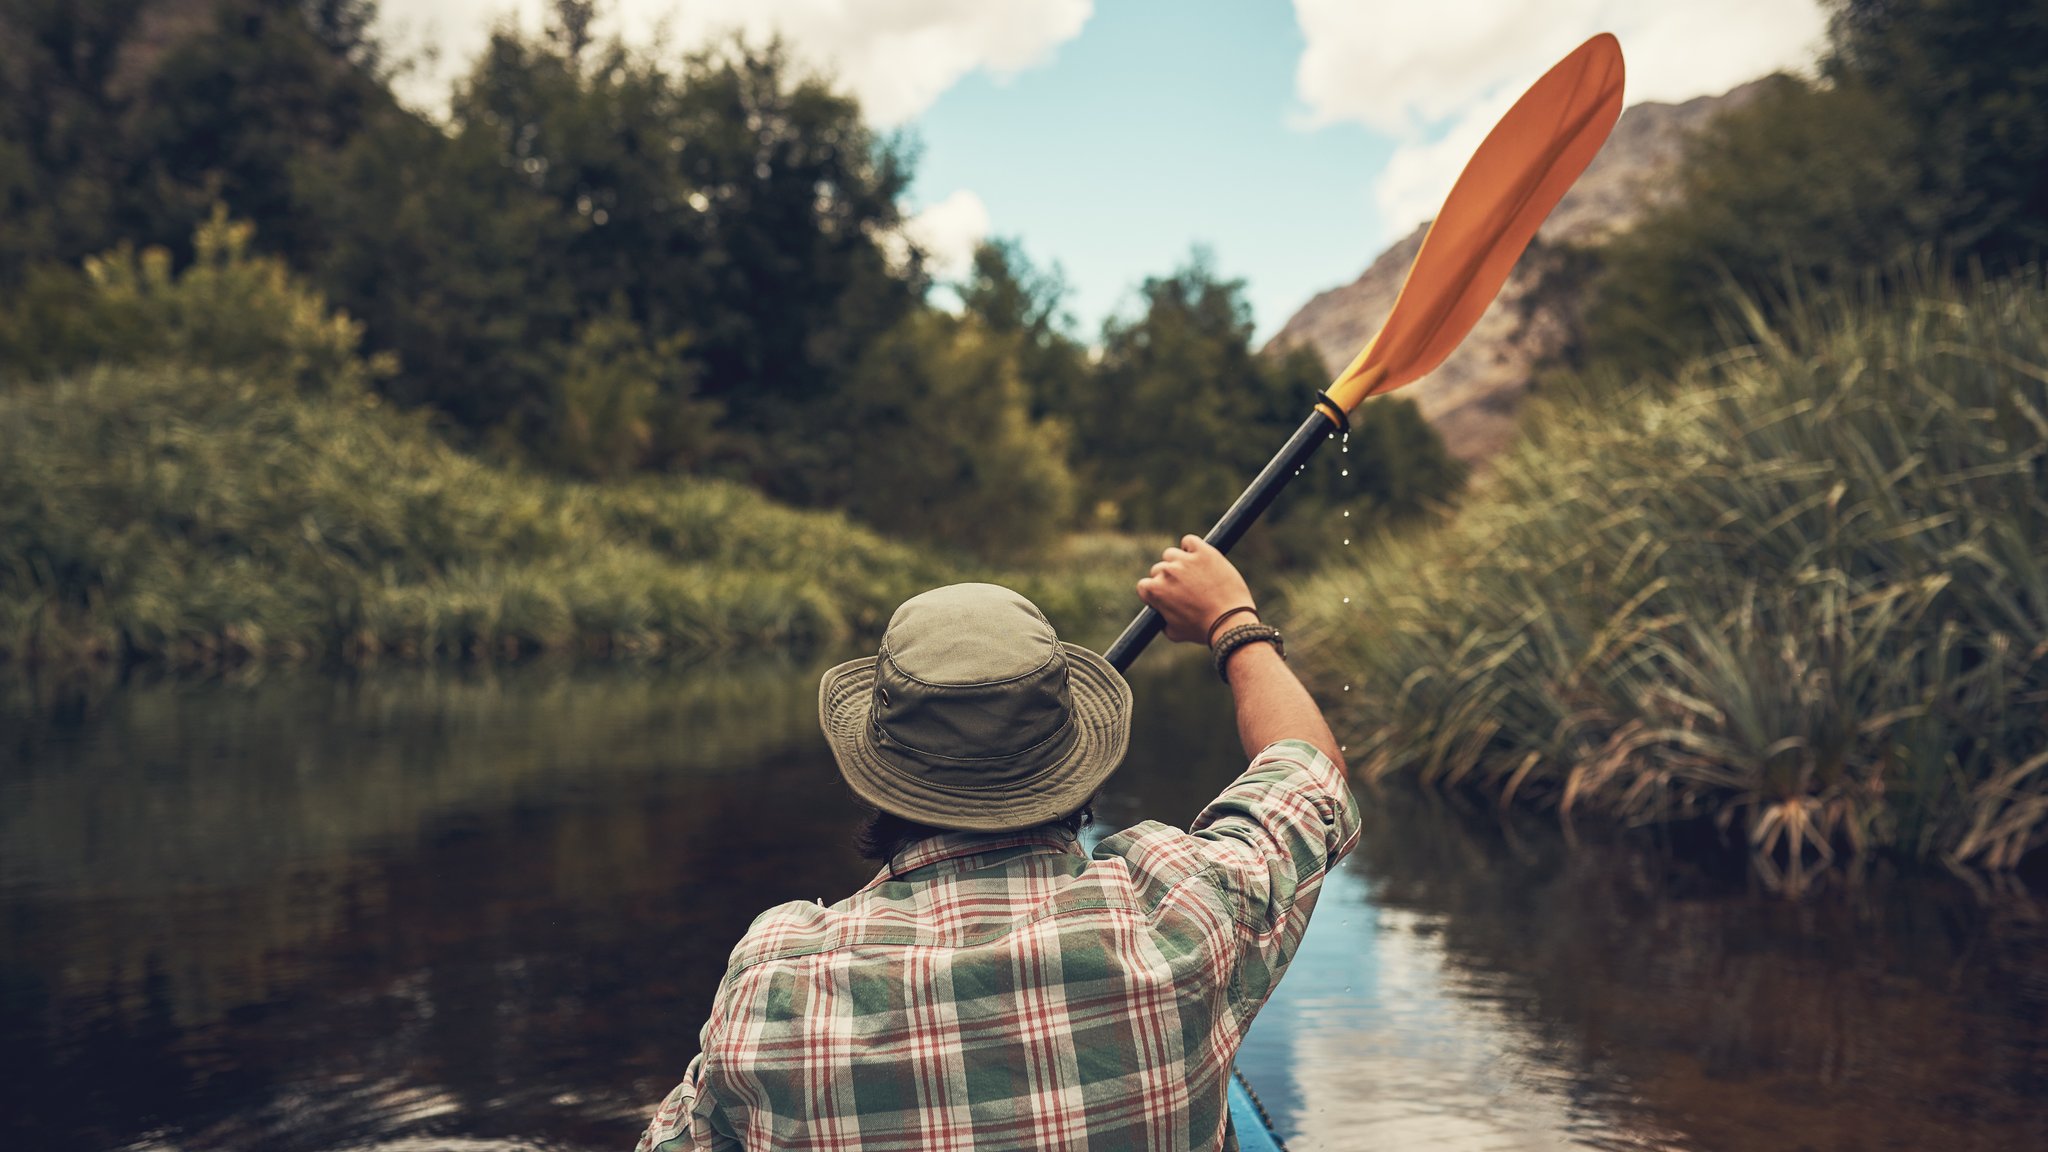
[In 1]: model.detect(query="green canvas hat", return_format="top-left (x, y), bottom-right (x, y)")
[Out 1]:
top-left (818, 583), bottom-right (1132, 832)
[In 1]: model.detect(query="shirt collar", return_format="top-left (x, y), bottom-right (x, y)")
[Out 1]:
top-left (869, 828), bottom-right (1085, 887)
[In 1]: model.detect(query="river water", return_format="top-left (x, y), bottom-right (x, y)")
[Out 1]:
top-left (2, 659), bottom-right (2044, 1151)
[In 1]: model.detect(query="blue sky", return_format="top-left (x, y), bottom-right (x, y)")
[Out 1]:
top-left (386, 1), bottom-right (1830, 343)
top-left (905, 0), bottom-right (1396, 340)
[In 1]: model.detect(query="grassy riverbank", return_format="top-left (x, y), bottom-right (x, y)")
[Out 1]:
top-left (0, 364), bottom-right (1148, 667)
top-left (1291, 278), bottom-right (2048, 872)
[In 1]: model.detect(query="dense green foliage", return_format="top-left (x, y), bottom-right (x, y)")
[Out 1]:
top-left (0, 0), bottom-right (389, 272)
top-left (1578, 0), bottom-right (2048, 379)
top-left (0, 210), bottom-right (1147, 665)
top-left (1580, 76), bottom-right (1935, 373)
top-left (0, 205), bottom-right (390, 388)
top-left (0, 355), bottom-right (1153, 665)
top-left (0, 362), bottom-right (915, 664)
top-left (1827, 0), bottom-right (2048, 261)
top-left (1291, 279), bottom-right (2048, 872)
top-left (964, 243), bottom-right (1465, 562)
top-left (0, 0), bottom-right (1459, 560)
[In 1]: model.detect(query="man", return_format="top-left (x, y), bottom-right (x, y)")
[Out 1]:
top-left (637, 535), bottom-right (1359, 1150)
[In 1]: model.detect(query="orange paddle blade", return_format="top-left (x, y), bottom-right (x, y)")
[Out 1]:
top-left (1327, 33), bottom-right (1625, 412)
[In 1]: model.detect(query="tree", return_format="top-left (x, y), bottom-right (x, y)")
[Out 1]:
top-left (297, 23), bottom-right (921, 482)
top-left (958, 238), bottom-right (1089, 423)
top-left (0, 0), bottom-right (148, 279)
top-left (826, 311), bottom-right (1075, 556)
top-left (1080, 251), bottom-right (1462, 560)
top-left (1825, 0), bottom-right (2048, 264)
top-left (1083, 251), bottom-right (1275, 531)
top-left (1578, 0), bottom-right (2048, 380)
top-left (1580, 75), bottom-right (1937, 376)
top-left (654, 39), bottom-right (919, 452)
top-left (541, 313), bottom-right (718, 478)
top-left (0, 0), bottom-right (395, 279)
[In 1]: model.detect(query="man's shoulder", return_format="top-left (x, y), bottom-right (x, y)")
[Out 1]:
top-left (1086, 818), bottom-right (1237, 906)
top-left (725, 898), bottom-right (840, 972)
top-left (720, 881), bottom-right (942, 971)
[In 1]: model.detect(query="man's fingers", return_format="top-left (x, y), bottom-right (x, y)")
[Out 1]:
top-left (1181, 534), bottom-right (1204, 552)
top-left (1162, 547), bottom-right (1189, 563)
top-left (1148, 561), bottom-right (1169, 577)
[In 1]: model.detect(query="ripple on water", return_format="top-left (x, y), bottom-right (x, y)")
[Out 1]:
top-left (1247, 888), bottom-right (1692, 1152)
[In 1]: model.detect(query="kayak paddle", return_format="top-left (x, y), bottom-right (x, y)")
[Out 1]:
top-left (1104, 32), bottom-right (1627, 672)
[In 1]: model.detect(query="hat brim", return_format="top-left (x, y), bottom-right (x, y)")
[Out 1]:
top-left (818, 643), bottom-right (1132, 832)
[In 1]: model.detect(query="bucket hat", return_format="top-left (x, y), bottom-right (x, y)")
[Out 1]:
top-left (819, 583), bottom-right (1132, 832)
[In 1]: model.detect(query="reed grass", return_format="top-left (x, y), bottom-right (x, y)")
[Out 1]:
top-left (0, 365), bottom-right (1137, 667)
top-left (1289, 277), bottom-right (2048, 873)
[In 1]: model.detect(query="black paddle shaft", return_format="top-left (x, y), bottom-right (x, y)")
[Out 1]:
top-left (1103, 405), bottom-right (1343, 672)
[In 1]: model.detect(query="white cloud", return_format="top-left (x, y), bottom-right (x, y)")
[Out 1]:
top-left (902, 189), bottom-right (991, 282)
top-left (1291, 0), bottom-right (1832, 239)
top-left (382, 1), bottom-right (1092, 126)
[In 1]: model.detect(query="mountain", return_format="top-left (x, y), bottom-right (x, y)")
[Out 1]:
top-left (1262, 80), bottom-right (1766, 464)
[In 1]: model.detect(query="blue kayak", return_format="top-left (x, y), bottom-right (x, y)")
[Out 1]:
top-left (1227, 1067), bottom-right (1288, 1152)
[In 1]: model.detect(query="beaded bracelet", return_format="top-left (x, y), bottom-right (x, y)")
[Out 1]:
top-left (1211, 622), bottom-right (1284, 684)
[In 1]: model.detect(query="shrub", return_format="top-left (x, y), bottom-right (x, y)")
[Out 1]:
top-left (0, 361), bottom-right (953, 666)
top-left (540, 315), bottom-right (721, 478)
top-left (1289, 277), bottom-right (2048, 874)
top-left (825, 310), bottom-right (1078, 557)
top-left (0, 205), bottom-right (391, 391)
top-left (1579, 75), bottom-right (1938, 379)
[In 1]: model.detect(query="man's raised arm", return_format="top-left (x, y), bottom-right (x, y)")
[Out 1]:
top-left (1135, 534), bottom-right (1345, 773)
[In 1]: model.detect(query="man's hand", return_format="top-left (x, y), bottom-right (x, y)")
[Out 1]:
top-left (1135, 535), bottom-right (1256, 645)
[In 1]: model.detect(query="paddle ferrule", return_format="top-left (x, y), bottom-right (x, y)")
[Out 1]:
top-left (1104, 405), bottom-right (1342, 673)
top-left (1313, 390), bottom-right (1350, 435)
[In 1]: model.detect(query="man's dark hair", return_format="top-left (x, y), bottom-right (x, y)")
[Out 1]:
top-left (856, 802), bottom-right (1096, 863)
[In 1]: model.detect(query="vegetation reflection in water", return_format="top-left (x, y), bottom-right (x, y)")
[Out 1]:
top-left (1, 660), bottom-right (2043, 1152)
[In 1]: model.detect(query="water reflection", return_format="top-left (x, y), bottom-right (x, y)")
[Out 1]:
top-left (1258, 888), bottom-right (1683, 1152)
top-left (1, 662), bottom-right (2043, 1152)
top-left (1323, 792), bottom-right (2048, 1152)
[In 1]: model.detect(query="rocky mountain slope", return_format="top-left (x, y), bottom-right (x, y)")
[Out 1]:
top-left (1263, 81), bottom-right (1765, 464)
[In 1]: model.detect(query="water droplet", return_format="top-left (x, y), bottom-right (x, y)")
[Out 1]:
top-left (1343, 539), bottom-right (1350, 545)
top-left (1340, 743), bottom-right (1347, 751)
top-left (1341, 469), bottom-right (1348, 477)
top-left (1342, 510), bottom-right (1350, 518)
top-left (1343, 684), bottom-right (1350, 691)
top-left (1342, 597), bottom-right (1349, 603)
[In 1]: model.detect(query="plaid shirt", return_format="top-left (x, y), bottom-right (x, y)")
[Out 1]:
top-left (636, 739), bottom-right (1359, 1151)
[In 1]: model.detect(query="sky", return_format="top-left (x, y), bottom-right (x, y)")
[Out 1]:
top-left (378, 1), bottom-right (1830, 342)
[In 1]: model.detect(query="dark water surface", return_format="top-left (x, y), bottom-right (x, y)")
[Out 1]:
top-left (3, 660), bottom-right (2044, 1151)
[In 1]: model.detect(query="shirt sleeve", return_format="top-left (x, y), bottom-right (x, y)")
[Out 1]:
top-left (1186, 738), bottom-right (1361, 1011)
top-left (635, 1053), bottom-right (740, 1151)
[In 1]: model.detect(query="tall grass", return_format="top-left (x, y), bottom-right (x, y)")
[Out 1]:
top-left (1289, 277), bottom-right (2048, 873)
top-left (0, 365), bottom-right (1141, 666)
